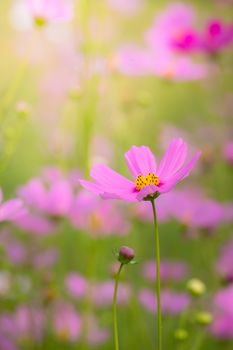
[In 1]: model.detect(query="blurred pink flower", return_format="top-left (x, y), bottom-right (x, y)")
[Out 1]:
top-left (65, 273), bottom-right (87, 299)
top-left (107, 0), bottom-right (144, 15)
top-left (114, 46), bottom-right (153, 76)
top-left (139, 288), bottom-right (190, 315)
top-left (33, 249), bottom-right (59, 269)
top-left (199, 20), bottom-right (233, 55)
top-left (18, 177), bottom-right (73, 218)
top-left (211, 286), bottom-right (233, 339)
top-left (86, 315), bottom-right (110, 346)
top-left (15, 305), bottom-right (45, 341)
top-left (90, 281), bottom-right (131, 308)
top-left (69, 190), bottom-right (130, 236)
top-left (170, 189), bottom-right (233, 232)
top-left (216, 239), bottom-right (233, 283)
top-left (13, 209), bottom-right (56, 235)
top-left (0, 190), bottom-right (23, 222)
top-left (215, 285), bottom-right (233, 316)
top-left (115, 46), bottom-right (207, 81)
top-left (80, 138), bottom-right (200, 202)
top-left (210, 313), bottom-right (233, 339)
top-left (146, 3), bottom-right (196, 53)
top-left (27, 0), bottom-right (73, 25)
top-left (53, 303), bottom-right (82, 342)
top-left (150, 54), bottom-right (207, 81)
top-left (142, 260), bottom-right (188, 283)
top-left (223, 141), bottom-right (233, 166)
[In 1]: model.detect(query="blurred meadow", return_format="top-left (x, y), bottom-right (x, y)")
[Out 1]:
top-left (0, 0), bottom-right (233, 349)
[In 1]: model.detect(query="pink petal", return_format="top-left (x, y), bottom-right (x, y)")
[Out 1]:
top-left (157, 138), bottom-right (187, 180)
top-left (90, 164), bottom-right (135, 191)
top-left (0, 200), bottom-right (23, 222)
top-left (158, 151), bottom-right (201, 193)
top-left (125, 146), bottom-right (157, 178)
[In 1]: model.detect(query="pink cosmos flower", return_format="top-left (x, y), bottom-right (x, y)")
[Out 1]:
top-left (139, 288), bottom-right (190, 315)
top-left (80, 138), bottom-right (200, 202)
top-left (27, 0), bottom-right (73, 26)
top-left (69, 190), bottom-right (130, 237)
top-left (0, 190), bottom-right (23, 222)
top-left (142, 260), bottom-right (188, 283)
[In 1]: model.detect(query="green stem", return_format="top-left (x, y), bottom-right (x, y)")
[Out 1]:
top-left (113, 263), bottom-right (124, 350)
top-left (151, 199), bottom-right (162, 350)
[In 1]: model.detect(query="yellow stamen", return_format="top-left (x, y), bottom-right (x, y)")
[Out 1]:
top-left (135, 173), bottom-right (160, 191)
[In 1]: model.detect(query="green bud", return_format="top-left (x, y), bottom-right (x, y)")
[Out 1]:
top-left (186, 278), bottom-right (206, 297)
top-left (195, 311), bottom-right (213, 326)
top-left (174, 328), bottom-right (189, 341)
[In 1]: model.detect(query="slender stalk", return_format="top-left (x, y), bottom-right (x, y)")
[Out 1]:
top-left (113, 263), bottom-right (124, 350)
top-left (151, 199), bottom-right (162, 350)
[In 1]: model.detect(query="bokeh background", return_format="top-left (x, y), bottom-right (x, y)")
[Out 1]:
top-left (0, 0), bottom-right (233, 349)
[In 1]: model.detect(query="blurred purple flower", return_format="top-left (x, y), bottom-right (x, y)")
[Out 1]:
top-left (142, 260), bottom-right (188, 283)
top-left (65, 273), bottom-right (87, 299)
top-left (139, 288), bottom-right (190, 315)
top-left (69, 190), bottom-right (130, 236)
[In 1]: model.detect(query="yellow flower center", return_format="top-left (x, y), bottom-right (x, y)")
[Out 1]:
top-left (135, 173), bottom-right (160, 191)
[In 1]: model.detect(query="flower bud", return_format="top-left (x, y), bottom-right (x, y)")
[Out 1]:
top-left (186, 278), bottom-right (206, 297)
top-left (174, 328), bottom-right (188, 341)
top-left (118, 246), bottom-right (135, 264)
top-left (15, 101), bottom-right (29, 118)
top-left (195, 311), bottom-right (213, 326)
